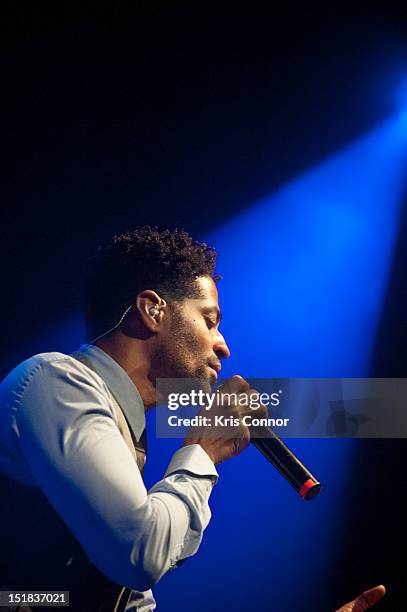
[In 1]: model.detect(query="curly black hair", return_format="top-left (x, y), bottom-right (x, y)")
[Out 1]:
top-left (85, 226), bottom-right (220, 339)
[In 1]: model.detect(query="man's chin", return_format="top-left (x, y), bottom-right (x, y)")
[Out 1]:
top-left (197, 378), bottom-right (212, 394)
top-left (185, 374), bottom-right (212, 395)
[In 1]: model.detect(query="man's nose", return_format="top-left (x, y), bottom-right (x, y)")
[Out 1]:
top-left (213, 332), bottom-right (231, 360)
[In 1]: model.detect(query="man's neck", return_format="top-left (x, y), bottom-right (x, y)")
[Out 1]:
top-left (95, 334), bottom-right (157, 409)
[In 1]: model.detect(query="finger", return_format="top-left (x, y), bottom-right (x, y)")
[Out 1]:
top-left (219, 375), bottom-right (251, 394)
top-left (230, 390), bottom-right (268, 422)
top-left (354, 585), bottom-right (386, 611)
top-left (247, 389), bottom-right (268, 417)
top-left (230, 374), bottom-right (251, 392)
top-left (233, 429), bottom-right (251, 454)
top-left (232, 390), bottom-right (265, 416)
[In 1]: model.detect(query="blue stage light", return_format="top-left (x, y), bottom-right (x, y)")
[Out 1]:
top-left (151, 113), bottom-right (407, 612)
top-left (395, 77), bottom-right (407, 111)
top-left (205, 113), bottom-right (407, 379)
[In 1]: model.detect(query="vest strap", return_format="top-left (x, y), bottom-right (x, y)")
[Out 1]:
top-left (71, 352), bottom-right (147, 475)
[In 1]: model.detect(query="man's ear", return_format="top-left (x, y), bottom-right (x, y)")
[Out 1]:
top-left (136, 290), bottom-right (167, 332)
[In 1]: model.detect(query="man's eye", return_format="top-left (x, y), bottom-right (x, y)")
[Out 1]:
top-left (205, 318), bottom-right (216, 329)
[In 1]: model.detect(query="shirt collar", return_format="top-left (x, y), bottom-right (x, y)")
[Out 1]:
top-left (74, 343), bottom-right (146, 442)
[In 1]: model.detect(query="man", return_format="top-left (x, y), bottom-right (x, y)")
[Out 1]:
top-left (0, 227), bottom-right (385, 611)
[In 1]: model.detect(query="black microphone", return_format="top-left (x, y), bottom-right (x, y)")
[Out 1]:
top-left (251, 426), bottom-right (321, 500)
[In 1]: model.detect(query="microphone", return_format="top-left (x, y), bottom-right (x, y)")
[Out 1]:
top-left (251, 426), bottom-right (321, 500)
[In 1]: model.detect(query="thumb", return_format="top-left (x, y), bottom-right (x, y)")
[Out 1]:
top-left (351, 585), bottom-right (386, 612)
top-left (336, 585), bottom-right (386, 612)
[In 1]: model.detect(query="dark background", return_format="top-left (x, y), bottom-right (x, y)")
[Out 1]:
top-left (2, 4), bottom-right (407, 610)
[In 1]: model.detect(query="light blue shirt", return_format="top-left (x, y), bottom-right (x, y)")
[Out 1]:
top-left (0, 344), bottom-right (218, 610)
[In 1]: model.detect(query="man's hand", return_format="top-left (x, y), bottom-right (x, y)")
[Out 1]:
top-left (183, 375), bottom-right (267, 465)
top-left (336, 585), bottom-right (386, 612)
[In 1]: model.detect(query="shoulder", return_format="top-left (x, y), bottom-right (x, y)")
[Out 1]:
top-left (0, 352), bottom-right (109, 407)
top-left (0, 353), bottom-right (116, 485)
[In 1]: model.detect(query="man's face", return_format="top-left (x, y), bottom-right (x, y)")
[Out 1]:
top-left (152, 276), bottom-right (230, 392)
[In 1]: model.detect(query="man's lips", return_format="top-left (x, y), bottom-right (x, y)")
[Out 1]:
top-left (208, 363), bottom-right (221, 378)
top-left (208, 367), bottom-right (218, 380)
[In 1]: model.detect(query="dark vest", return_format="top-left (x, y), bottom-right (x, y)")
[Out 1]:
top-left (0, 356), bottom-right (147, 612)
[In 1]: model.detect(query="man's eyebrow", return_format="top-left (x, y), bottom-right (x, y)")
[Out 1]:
top-left (202, 306), bottom-right (222, 323)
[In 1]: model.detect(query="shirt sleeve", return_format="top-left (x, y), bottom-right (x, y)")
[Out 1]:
top-left (13, 356), bottom-right (218, 592)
